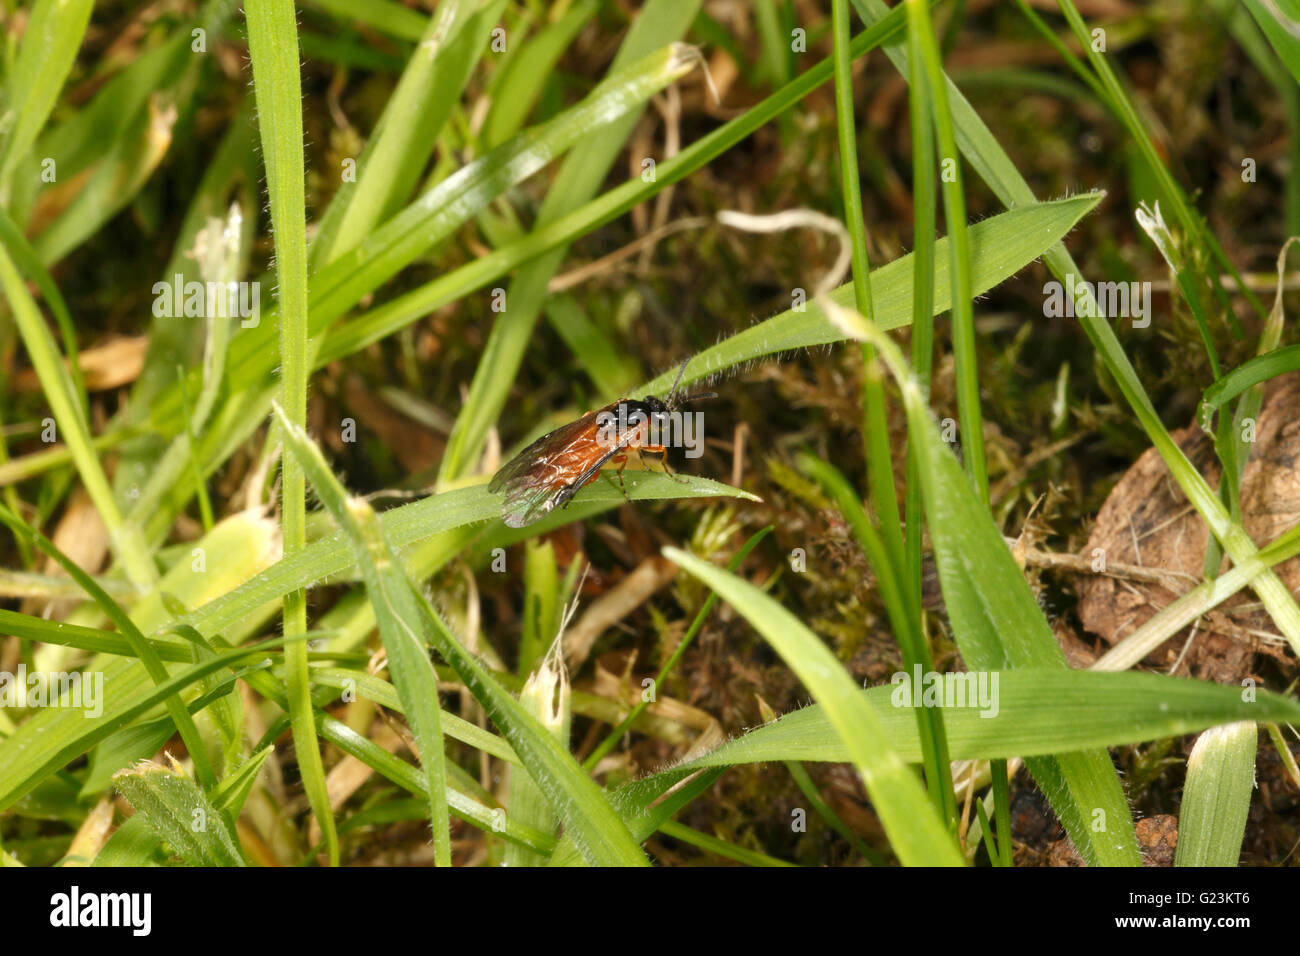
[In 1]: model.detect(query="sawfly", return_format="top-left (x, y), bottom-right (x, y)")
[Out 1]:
top-left (488, 360), bottom-right (714, 528)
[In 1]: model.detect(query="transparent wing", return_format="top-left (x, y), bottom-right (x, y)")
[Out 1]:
top-left (489, 410), bottom-right (614, 527)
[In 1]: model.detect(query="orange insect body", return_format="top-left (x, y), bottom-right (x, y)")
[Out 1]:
top-left (488, 396), bottom-right (671, 528)
top-left (489, 361), bottom-right (711, 528)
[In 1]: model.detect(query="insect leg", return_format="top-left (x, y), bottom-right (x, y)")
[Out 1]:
top-left (641, 444), bottom-right (689, 484)
top-left (602, 454), bottom-right (632, 502)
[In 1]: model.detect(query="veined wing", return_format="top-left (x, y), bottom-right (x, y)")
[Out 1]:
top-left (489, 409), bottom-right (615, 527)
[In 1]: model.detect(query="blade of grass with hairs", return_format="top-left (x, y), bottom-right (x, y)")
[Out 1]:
top-left (0, 243), bottom-right (155, 589)
top-left (271, 403), bottom-right (649, 865)
top-left (130, 43), bottom-right (705, 530)
top-left (668, 672), bottom-right (1300, 767)
top-left (435, 0), bottom-right (706, 487)
top-left (664, 546), bottom-right (964, 865)
top-left (410, 583), bottom-right (652, 865)
top-left (247, 0), bottom-right (337, 865)
top-left (1054, 0), bottom-right (1262, 325)
top-left (113, 758), bottom-right (244, 867)
top-left (853, 0), bottom-right (1300, 663)
top-left (309, 0), bottom-right (504, 267)
top-left (506, 632), bottom-right (572, 867)
top-left (821, 297), bottom-right (1141, 865)
top-left (272, 402), bottom-right (453, 865)
top-left (0, 0), bottom-right (93, 206)
top-left (1174, 721), bottom-right (1258, 866)
top-left (906, 0), bottom-right (985, 501)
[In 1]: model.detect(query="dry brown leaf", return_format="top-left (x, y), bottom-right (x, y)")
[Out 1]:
top-left (1077, 375), bottom-right (1300, 682)
top-left (13, 335), bottom-right (147, 393)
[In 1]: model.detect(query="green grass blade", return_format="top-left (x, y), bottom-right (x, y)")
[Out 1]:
top-left (657, 820), bottom-right (797, 867)
top-left (410, 590), bottom-right (651, 866)
top-left (679, 672), bottom-right (1299, 764)
top-left (853, 0), bottom-right (1300, 661)
top-left (517, 539), bottom-right (561, 678)
top-left (271, 403), bottom-right (452, 866)
top-left (904, 12), bottom-right (937, 611)
top-left (1201, 344), bottom-right (1300, 419)
top-left (0, 243), bottom-right (155, 588)
top-left (1175, 722), bottom-right (1258, 867)
top-left (906, 0), bottom-right (985, 500)
top-left (90, 816), bottom-right (165, 867)
top-left (638, 194), bottom-right (1101, 397)
top-left (0, 634), bottom-right (307, 811)
top-left (436, 0), bottom-right (704, 485)
top-left (246, 0), bottom-right (337, 867)
top-left (825, 301), bottom-right (1140, 866)
top-left (482, 1), bottom-right (601, 147)
top-left (310, 0), bottom-right (501, 266)
top-left (112, 759), bottom-right (244, 867)
top-left (754, 0), bottom-right (792, 88)
top-left (784, 759), bottom-right (882, 864)
top-left (1245, 0), bottom-right (1300, 80)
top-left (0, 207), bottom-right (87, 419)
top-left (0, 0), bottom-right (94, 206)
top-left (664, 547), bottom-right (964, 866)
top-left (832, 0), bottom-right (906, 580)
top-left (543, 294), bottom-right (641, 401)
top-left (304, 0), bottom-right (428, 41)
top-left (0, 610), bottom-right (159, 657)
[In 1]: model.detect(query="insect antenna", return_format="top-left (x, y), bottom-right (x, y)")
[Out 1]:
top-left (674, 389), bottom-right (717, 408)
top-left (657, 357), bottom-right (718, 410)
top-left (664, 358), bottom-right (691, 404)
